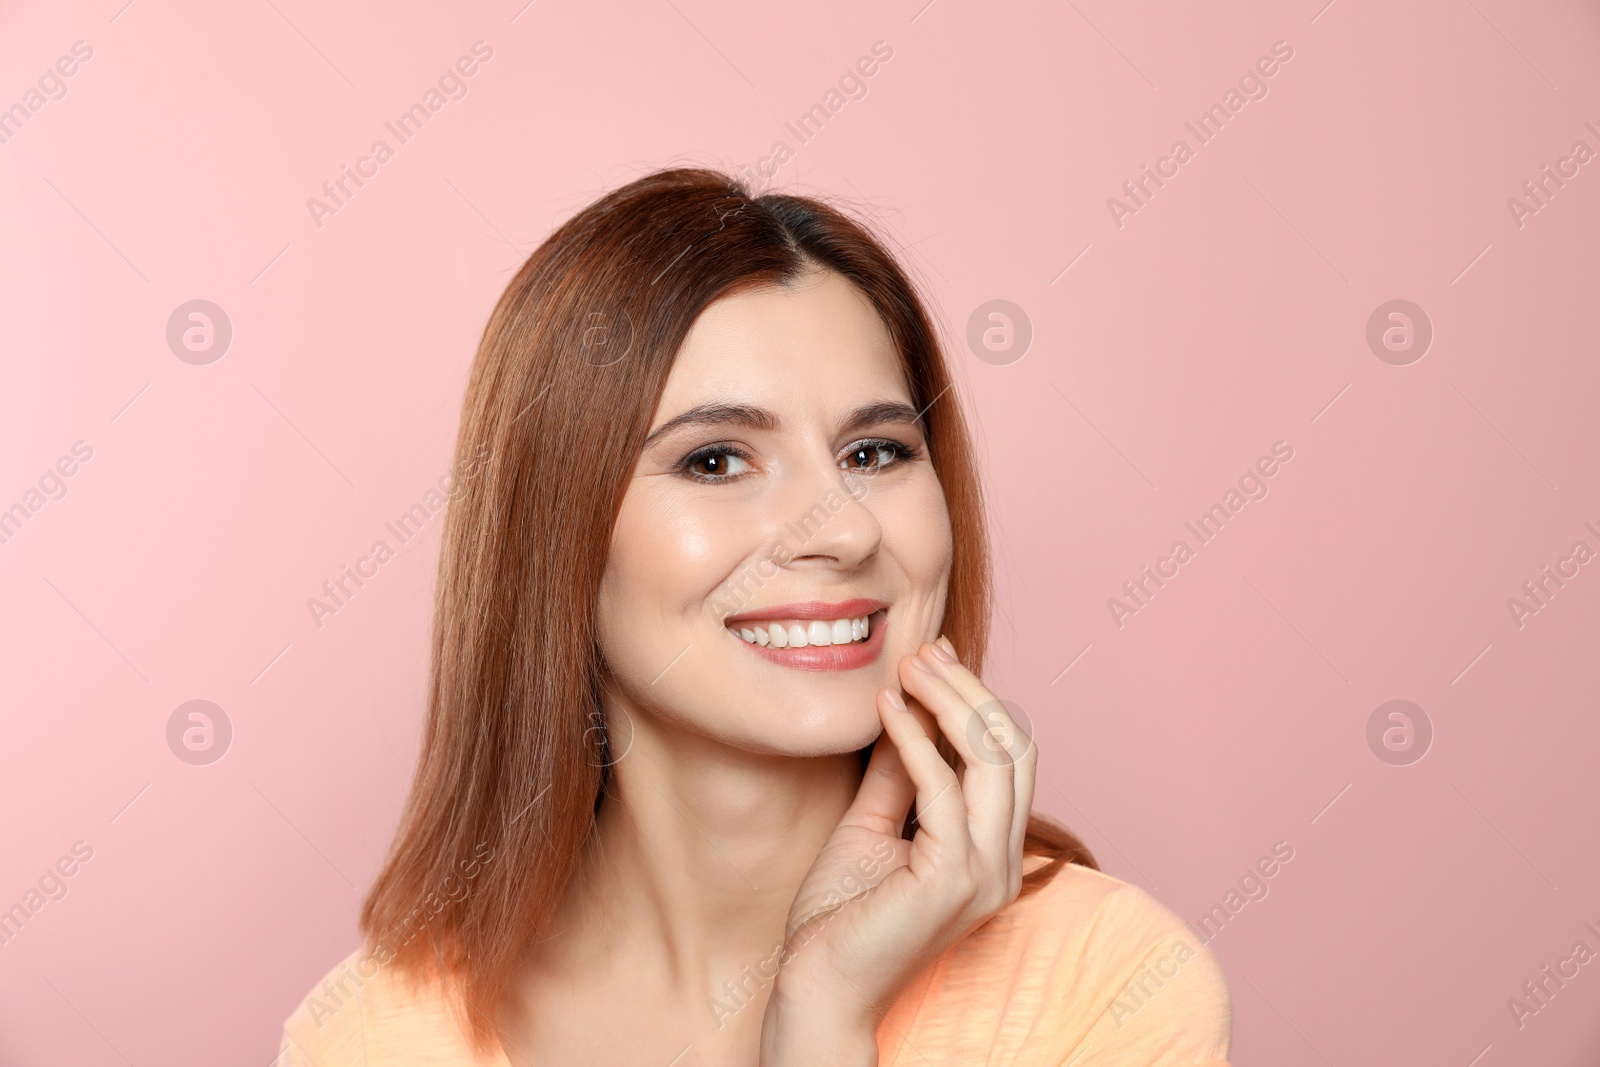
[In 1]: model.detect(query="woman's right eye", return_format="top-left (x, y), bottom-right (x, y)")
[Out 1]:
top-left (682, 446), bottom-right (752, 481)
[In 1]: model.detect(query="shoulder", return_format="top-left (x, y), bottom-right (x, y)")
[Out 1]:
top-left (880, 861), bottom-right (1233, 1066)
top-left (277, 946), bottom-right (494, 1067)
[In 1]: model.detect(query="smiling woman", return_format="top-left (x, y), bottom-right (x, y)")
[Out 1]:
top-left (278, 167), bottom-right (1233, 1065)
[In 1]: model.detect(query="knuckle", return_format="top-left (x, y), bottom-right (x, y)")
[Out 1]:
top-left (952, 864), bottom-right (982, 908)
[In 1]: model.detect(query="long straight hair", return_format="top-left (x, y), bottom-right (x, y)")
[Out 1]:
top-left (359, 167), bottom-right (1096, 1051)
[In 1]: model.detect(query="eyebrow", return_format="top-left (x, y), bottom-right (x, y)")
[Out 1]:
top-left (642, 399), bottom-right (924, 449)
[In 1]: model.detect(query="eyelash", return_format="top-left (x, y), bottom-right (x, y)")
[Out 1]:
top-left (679, 438), bottom-right (922, 483)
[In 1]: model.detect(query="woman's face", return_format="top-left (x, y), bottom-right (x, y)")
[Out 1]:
top-left (596, 268), bottom-right (953, 756)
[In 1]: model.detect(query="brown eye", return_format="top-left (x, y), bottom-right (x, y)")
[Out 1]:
top-left (682, 446), bottom-right (752, 481)
top-left (843, 446), bottom-right (876, 469)
top-left (840, 439), bottom-right (913, 471)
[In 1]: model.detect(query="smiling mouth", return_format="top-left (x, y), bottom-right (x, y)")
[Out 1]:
top-left (729, 613), bottom-right (872, 648)
top-left (721, 599), bottom-right (889, 672)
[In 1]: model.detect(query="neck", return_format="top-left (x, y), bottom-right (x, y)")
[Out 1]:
top-left (548, 701), bottom-right (864, 997)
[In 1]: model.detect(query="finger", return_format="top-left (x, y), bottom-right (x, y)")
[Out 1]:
top-left (836, 699), bottom-right (918, 838)
top-left (932, 637), bottom-right (1036, 767)
top-left (916, 642), bottom-right (1033, 767)
top-left (1009, 724), bottom-right (1039, 879)
top-left (874, 687), bottom-right (973, 870)
top-left (897, 649), bottom-right (1015, 861)
top-left (929, 637), bottom-right (1037, 885)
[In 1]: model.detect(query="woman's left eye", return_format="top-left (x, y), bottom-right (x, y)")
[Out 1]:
top-left (840, 439), bottom-right (916, 471)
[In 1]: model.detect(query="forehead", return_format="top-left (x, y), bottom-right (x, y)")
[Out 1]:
top-left (653, 269), bottom-right (910, 423)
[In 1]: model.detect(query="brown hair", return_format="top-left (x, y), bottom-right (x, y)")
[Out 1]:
top-left (359, 166), bottom-right (1096, 1050)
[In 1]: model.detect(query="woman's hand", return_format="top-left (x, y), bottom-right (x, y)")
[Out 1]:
top-left (758, 635), bottom-right (1038, 1065)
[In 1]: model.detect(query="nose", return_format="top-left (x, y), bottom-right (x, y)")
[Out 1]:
top-left (773, 457), bottom-right (882, 570)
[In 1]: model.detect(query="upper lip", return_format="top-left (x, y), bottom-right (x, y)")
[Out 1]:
top-left (721, 598), bottom-right (886, 626)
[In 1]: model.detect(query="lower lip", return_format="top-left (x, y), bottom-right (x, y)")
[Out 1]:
top-left (731, 611), bottom-right (887, 672)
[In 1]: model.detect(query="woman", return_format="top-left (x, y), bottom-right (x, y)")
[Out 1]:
top-left (279, 168), bottom-right (1232, 1065)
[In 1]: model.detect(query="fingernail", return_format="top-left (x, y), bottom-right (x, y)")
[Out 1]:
top-left (927, 641), bottom-right (957, 665)
top-left (910, 655), bottom-right (937, 676)
top-left (936, 635), bottom-right (958, 658)
top-left (883, 688), bottom-right (906, 712)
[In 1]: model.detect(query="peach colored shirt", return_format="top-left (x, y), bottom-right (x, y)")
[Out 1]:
top-left (279, 862), bottom-right (1232, 1066)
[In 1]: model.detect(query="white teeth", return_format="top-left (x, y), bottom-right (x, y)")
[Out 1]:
top-left (730, 614), bottom-right (874, 648)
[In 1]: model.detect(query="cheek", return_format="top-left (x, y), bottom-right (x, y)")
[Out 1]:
top-left (880, 473), bottom-right (954, 595)
top-left (914, 474), bottom-right (955, 573)
top-left (598, 489), bottom-right (751, 659)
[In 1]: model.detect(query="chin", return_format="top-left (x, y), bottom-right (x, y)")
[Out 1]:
top-left (701, 668), bottom-right (885, 757)
top-left (781, 697), bottom-right (887, 756)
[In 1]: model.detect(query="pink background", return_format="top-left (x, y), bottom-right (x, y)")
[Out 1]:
top-left (3, 0), bottom-right (1598, 1063)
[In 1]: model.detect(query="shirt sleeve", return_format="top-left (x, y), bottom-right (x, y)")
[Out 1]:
top-left (276, 1027), bottom-right (318, 1067)
top-left (873, 863), bottom-right (1233, 1067)
top-left (1063, 881), bottom-right (1233, 1067)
